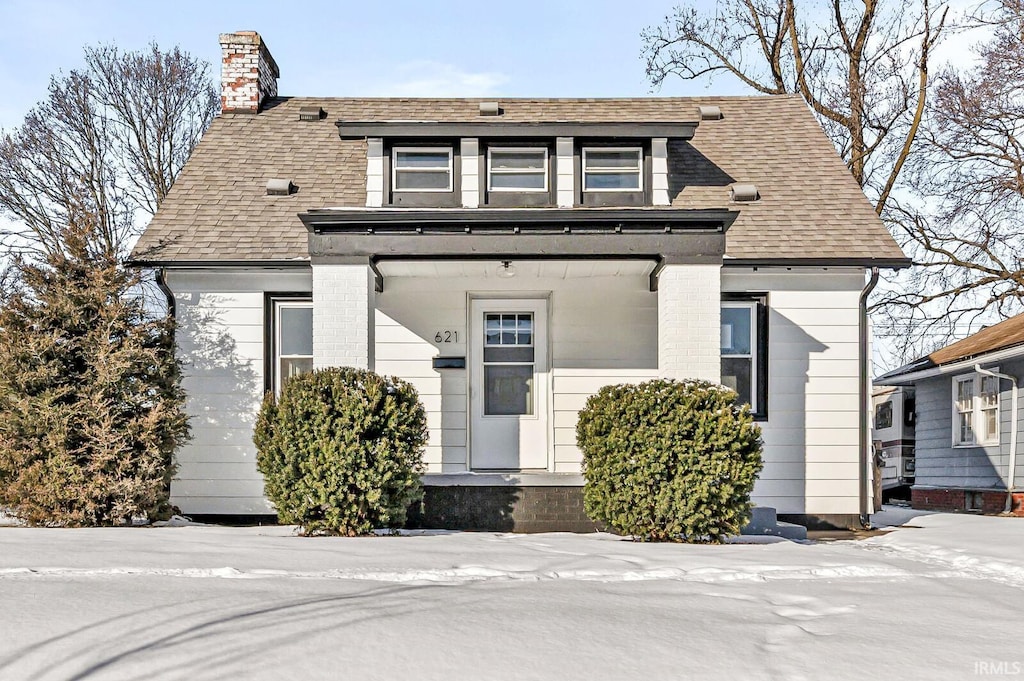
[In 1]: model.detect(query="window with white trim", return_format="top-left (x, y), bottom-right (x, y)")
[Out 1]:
top-left (721, 299), bottom-right (767, 417)
top-left (487, 147), bottom-right (548, 192)
top-left (270, 298), bottom-right (313, 395)
top-left (952, 373), bottom-right (1000, 447)
top-left (392, 147), bottom-right (453, 191)
top-left (582, 147), bottom-right (642, 191)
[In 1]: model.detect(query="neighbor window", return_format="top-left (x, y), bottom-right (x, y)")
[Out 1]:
top-left (952, 373), bottom-right (1000, 447)
top-left (582, 147), bottom-right (642, 191)
top-left (392, 147), bottom-right (453, 191)
top-left (487, 147), bottom-right (548, 191)
top-left (269, 297), bottom-right (313, 395)
top-left (721, 296), bottom-right (768, 418)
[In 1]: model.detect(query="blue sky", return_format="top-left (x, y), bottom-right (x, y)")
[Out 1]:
top-left (0, 0), bottom-right (755, 130)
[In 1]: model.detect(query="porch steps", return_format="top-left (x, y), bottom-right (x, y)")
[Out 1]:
top-left (740, 506), bottom-right (808, 541)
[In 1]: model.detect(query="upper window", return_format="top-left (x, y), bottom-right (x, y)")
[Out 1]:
top-left (392, 147), bottom-right (453, 192)
top-left (721, 298), bottom-right (767, 418)
top-left (583, 147), bottom-right (642, 191)
top-left (269, 297), bottom-right (313, 395)
top-left (487, 147), bottom-right (548, 192)
top-left (953, 373), bottom-right (1000, 447)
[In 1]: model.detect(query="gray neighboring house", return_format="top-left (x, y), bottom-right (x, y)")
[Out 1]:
top-left (876, 314), bottom-right (1024, 515)
top-left (131, 31), bottom-right (910, 531)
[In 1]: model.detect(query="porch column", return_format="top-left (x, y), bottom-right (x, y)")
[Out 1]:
top-left (312, 262), bottom-right (375, 370)
top-left (657, 263), bottom-right (721, 381)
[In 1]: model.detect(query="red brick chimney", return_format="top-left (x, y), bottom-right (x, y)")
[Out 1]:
top-left (219, 31), bottom-right (279, 114)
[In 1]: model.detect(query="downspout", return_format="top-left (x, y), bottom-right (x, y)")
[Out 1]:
top-left (155, 267), bottom-right (175, 319)
top-left (859, 267), bottom-right (880, 528)
top-left (974, 365), bottom-right (1018, 514)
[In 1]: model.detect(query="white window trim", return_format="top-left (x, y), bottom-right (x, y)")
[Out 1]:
top-left (952, 372), bottom-right (1001, 448)
top-left (273, 299), bottom-right (314, 396)
top-left (486, 147), bottom-right (548, 192)
top-left (721, 301), bottom-right (758, 413)
top-left (392, 146), bottom-right (453, 192)
top-left (582, 146), bottom-right (643, 192)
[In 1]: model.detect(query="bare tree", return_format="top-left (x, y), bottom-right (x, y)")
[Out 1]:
top-left (874, 0), bottom-right (1024, 361)
top-left (643, 0), bottom-right (949, 214)
top-left (0, 43), bottom-right (217, 260)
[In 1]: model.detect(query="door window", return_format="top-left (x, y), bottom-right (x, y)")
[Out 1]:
top-left (483, 313), bottom-right (534, 416)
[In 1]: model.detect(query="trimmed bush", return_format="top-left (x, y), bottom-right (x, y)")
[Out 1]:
top-left (254, 367), bottom-right (428, 536)
top-left (577, 379), bottom-right (762, 542)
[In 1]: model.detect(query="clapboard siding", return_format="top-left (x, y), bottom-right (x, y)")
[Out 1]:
top-left (166, 268), bottom-right (312, 516)
top-left (912, 359), bottom-right (1024, 489)
top-left (724, 268), bottom-right (866, 515)
top-left (374, 268), bottom-right (657, 473)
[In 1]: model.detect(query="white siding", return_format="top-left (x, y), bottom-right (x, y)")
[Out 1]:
top-left (724, 268), bottom-right (865, 515)
top-left (374, 262), bottom-right (657, 474)
top-left (365, 138), bottom-right (384, 207)
top-left (167, 268), bottom-right (312, 515)
top-left (651, 137), bottom-right (670, 206)
top-left (460, 138), bottom-right (480, 208)
top-left (555, 137), bottom-right (575, 208)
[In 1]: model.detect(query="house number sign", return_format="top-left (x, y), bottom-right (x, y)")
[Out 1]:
top-left (434, 330), bottom-right (460, 343)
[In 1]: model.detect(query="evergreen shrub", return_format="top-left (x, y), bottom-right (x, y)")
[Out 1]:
top-left (0, 222), bottom-right (190, 526)
top-left (576, 378), bottom-right (763, 542)
top-left (254, 367), bottom-right (428, 536)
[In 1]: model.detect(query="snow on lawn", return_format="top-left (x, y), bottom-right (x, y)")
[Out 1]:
top-left (0, 509), bottom-right (1022, 680)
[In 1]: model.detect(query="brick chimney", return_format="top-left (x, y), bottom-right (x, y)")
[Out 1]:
top-left (219, 31), bottom-right (280, 114)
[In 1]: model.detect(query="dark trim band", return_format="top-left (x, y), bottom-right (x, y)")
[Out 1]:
top-left (337, 121), bottom-right (698, 140)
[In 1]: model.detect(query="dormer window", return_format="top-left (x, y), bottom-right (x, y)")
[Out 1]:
top-left (487, 148), bottom-right (548, 192)
top-left (583, 147), bottom-right (643, 191)
top-left (393, 147), bottom-right (453, 191)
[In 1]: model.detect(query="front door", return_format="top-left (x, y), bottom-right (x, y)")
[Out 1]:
top-left (469, 298), bottom-right (549, 470)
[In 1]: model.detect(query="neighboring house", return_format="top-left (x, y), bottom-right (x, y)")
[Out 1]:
top-left (876, 315), bottom-right (1024, 516)
top-left (130, 31), bottom-right (909, 531)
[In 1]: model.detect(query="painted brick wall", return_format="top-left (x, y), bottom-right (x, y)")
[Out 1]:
top-left (657, 263), bottom-right (721, 381)
top-left (312, 264), bottom-right (374, 370)
top-left (219, 31), bottom-right (279, 114)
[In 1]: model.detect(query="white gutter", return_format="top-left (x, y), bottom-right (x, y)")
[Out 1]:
top-left (975, 364), bottom-right (1019, 513)
top-left (877, 344), bottom-right (1024, 385)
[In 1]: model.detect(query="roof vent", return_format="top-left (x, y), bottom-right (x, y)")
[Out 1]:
top-left (266, 179), bottom-right (294, 196)
top-left (730, 183), bottom-right (759, 202)
top-left (298, 106), bottom-right (326, 121)
top-left (698, 105), bottom-right (723, 121)
top-left (479, 101), bottom-right (502, 117)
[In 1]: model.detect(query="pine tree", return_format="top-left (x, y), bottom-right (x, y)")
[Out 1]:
top-left (0, 216), bottom-right (189, 526)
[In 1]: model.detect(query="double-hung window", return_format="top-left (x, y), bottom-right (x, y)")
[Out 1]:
top-left (268, 296), bottom-right (313, 395)
top-left (582, 147), bottom-right (642, 191)
top-left (392, 147), bottom-right (453, 191)
top-left (721, 296), bottom-right (768, 419)
top-left (953, 373), bottom-right (1000, 446)
top-left (487, 147), bottom-right (548, 192)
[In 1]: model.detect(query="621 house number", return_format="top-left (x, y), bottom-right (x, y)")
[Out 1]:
top-left (434, 330), bottom-right (459, 343)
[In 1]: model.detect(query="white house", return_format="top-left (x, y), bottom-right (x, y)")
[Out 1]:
top-left (131, 31), bottom-right (909, 531)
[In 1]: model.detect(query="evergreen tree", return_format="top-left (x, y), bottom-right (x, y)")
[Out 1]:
top-left (0, 215), bottom-right (189, 526)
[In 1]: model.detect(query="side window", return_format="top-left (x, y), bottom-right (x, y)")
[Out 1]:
top-left (268, 297), bottom-right (313, 395)
top-left (721, 296), bottom-right (768, 419)
top-left (875, 401), bottom-right (894, 430)
top-left (952, 373), bottom-right (1000, 447)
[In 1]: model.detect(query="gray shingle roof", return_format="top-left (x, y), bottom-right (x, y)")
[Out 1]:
top-left (131, 95), bottom-right (906, 264)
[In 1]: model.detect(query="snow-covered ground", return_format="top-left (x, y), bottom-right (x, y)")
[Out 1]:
top-left (1, 508), bottom-right (1022, 680)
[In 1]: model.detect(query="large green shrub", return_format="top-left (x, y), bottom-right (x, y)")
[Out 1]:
top-left (0, 221), bottom-right (190, 527)
top-left (577, 379), bottom-right (763, 542)
top-left (255, 367), bottom-right (428, 536)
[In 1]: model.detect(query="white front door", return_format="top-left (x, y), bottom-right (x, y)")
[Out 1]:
top-left (469, 298), bottom-right (549, 470)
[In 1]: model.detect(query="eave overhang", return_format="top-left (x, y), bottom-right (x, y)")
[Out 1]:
top-left (301, 208), bottom-right (730, 256)
top-left (336, 121), bottom-right (699, 140)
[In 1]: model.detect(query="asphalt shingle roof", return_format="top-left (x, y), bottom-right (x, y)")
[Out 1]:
top-left (131, 95), bottom-right (906, 264)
